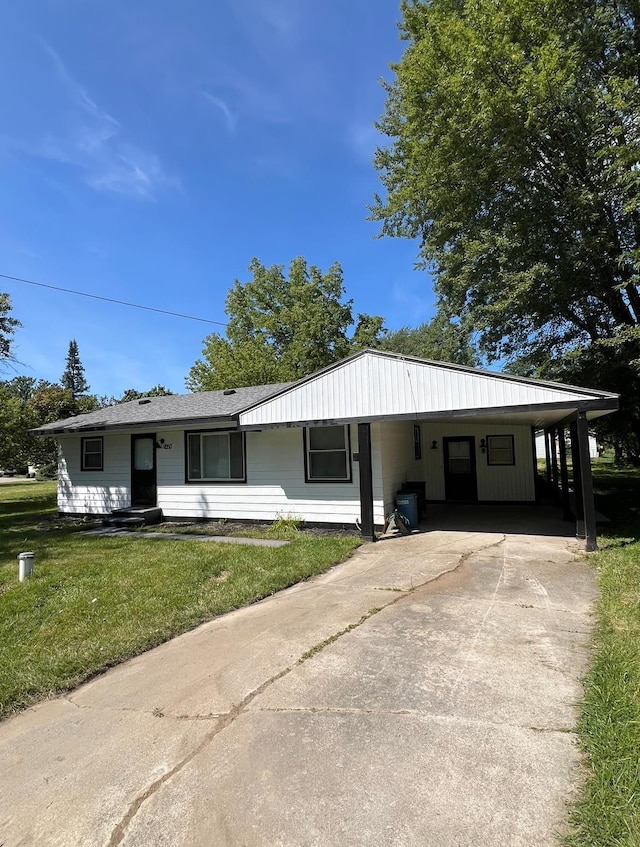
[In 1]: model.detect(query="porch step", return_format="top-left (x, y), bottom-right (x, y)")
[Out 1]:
top-left (102, 516), bottom-right (146, 528)
top-left (103, 506), bottom-right (163, 528)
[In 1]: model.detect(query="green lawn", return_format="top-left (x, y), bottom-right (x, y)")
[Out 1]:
top-left (566, 460), bottom-right (640, 846)
top-left (0, 482), bottom-right (361, 720)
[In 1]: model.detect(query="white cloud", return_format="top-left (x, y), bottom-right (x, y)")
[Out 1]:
top-left (202, 92), bottom-right (238, 132)
top-left (26, 40), bottom-right (178, 200)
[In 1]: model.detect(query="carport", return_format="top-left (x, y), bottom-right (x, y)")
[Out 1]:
top-left (239, 350), bottom-right (618, 551)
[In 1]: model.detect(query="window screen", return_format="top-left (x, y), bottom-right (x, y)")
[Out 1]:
top-left (486, 435), bottom-right (515, 466)
top-left (81, 437), bottom-right (103, 471)
top-left (305, 425), bottom-right (351, 481)
top-left (187, 431), bottom-right (245, 481)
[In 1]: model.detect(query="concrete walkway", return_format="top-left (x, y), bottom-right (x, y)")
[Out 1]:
top-left (0, 509), bottom-right (596, 846)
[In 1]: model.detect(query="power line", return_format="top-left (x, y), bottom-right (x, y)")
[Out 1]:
top-left (0, 272), bottom-right (228, 327)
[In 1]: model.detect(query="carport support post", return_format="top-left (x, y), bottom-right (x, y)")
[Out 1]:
top-left (569, 421), bottom-right (585, 540)
top-left (357, 423), bottom-right (375, 542)
top-left (576, 412), bottom-right (598, 552)
top-left (544, 429), bottom-right (552, 485)
top-left (550, 429), bottom-right (559, 497)
top-left (557, 427), bottom-right (572, 522)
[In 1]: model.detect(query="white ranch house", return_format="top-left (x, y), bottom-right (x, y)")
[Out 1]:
top-left (34, 349), bottom-right (618, 550)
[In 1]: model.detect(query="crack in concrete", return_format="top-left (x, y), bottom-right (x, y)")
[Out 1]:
top-left (105, 538), bottom-right (498, 845)
top-left (106, 666), bottom-right (291, 847)
top-left (63, 696), bottom-right (224, 722)
top-left (250, 706), bottom-right (575, 735)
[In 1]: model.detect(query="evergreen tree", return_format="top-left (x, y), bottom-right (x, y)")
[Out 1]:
top-left (61, 339), bottom-right (89, 400)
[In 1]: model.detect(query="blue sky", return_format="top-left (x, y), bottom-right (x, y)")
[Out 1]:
top-left (1, 0), bottom-right (433, 398)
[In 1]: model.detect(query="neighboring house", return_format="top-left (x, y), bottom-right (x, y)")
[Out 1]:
top-left (535, 430), bottom-right (599, 460)
top-left (33, 349), bottom-right (618, 549)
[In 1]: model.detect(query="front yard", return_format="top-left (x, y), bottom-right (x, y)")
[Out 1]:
top-left (566, 461), bottom-right (640, 846)
top-left (0, 482), bottom-right (360, 720)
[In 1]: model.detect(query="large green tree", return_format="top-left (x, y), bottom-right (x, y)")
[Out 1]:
top-left (373, 0), bottom-right (640, 452)
top-left (0, 293), bottom-right (21, 365)
top-left (187, 257), bottom-right (385, 391)
top-left (381, 314), bottom-right (479, 366)
top-left (61, 339), bottom-right (89, 399)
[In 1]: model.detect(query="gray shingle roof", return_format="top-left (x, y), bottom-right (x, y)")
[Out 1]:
top-left (32, 383), bottom-right (293, 435)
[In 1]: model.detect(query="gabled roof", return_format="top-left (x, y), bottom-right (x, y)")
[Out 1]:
top-left (238, 349), bottom-right (618, 429)
top-left (32, 349), bottom-right (619, 436)
top-left (32, 383), bottom-right (293, 435)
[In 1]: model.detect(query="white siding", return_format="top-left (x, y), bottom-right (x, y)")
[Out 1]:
top-left (156, 426), bottom-right (363, 526)
top-left (374, 421), bottom-right (423, 518)
top-left (58, 434), bottom-right (131, 514)
top-left (422, 423), bottom-right (535, 502)
top-left (239, 351), bottom-right (598, 427)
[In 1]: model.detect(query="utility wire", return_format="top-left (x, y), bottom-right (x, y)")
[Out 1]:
top-left (0, 272), bottom-right (228, 327)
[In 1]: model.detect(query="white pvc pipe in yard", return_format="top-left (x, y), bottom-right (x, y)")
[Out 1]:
top-left (18, 552), bottom-right (34, 582)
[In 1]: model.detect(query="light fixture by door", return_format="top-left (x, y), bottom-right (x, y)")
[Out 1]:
top-left (479, 438), bottom-right (487, 453)
top-left (431, 440), bottom-right (438, 450)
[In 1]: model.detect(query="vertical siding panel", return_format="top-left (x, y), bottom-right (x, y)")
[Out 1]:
top-left (421, 423), bottom-right (534, 502)
top-left (240, 352), bottom-right (596, 427)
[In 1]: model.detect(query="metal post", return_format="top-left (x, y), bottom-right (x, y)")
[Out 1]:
top-left (569, 421), bottom-right (585, 539)
top-left (577, 412), bottom-right (598, 552)
top-left (544, 428), bottom-right (552, 486)
top-left (557, 426), bottom-right (572, 521)
top-left (530, 427), bottom-right (540, 502)
top-left (550, 428), bottom-right (559, 498)
top-left (357, 423), bottom-right (375, 542)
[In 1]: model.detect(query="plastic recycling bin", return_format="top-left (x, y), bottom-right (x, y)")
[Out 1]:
top-left (395, 492), bottom-right (418, 529)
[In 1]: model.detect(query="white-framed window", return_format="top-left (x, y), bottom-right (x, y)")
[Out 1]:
top-left (186, 431), bottom-right (245, 482)
top-left (304, 425), bottom-right (351, 482)
top-left (81, 437), bottom-right (103, 471)
top-left (486, 434), bottom-right (515, 466)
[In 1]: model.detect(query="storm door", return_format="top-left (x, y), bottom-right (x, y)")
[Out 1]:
top-left (131, 434), bottom-right (157, 505)
top-left (443, 436), bottom-right (478, 501)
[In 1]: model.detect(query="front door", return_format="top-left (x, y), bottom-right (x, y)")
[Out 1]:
top-left (443, 436), bottom-right (478, 501)
top-left (131, 434), bottom-right (157, 506)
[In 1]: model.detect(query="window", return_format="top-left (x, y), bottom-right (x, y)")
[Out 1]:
top-left (81, 437), bottom-right (103, 471)
top-left (304, 425), bottom-right (351, 482)
top-left (486, 435), bottom-right (515, 466)
top-left (186, 431), bottom-right (245, 482)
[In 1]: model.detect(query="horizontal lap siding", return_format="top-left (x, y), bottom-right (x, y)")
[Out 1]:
top-left (157, 427), bottom-right (363, 526)
top-left (422, 423), bottom-right (534, 502)
top-left (58, 434), bottom-right (131, 514)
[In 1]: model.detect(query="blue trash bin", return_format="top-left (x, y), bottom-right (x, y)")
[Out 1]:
top-left (395, 491), bottom-right (418, 529)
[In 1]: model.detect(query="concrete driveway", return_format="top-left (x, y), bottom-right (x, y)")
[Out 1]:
top-left (0, 508), bottom-right (596, 847)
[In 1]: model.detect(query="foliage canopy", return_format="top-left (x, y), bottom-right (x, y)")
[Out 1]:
top-left (0, 293), bottom-right (21, 365)
top-left (187, 257), bottom-right (385, 391)
top-left (373, 0), bottom-right (640, 454)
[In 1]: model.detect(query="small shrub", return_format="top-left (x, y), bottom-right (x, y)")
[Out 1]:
top-left (267, 513), bottom-right (304, 539)
top-left (36, 462), bottom-right (58, 480)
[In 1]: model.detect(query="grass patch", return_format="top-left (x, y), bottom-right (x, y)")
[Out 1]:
top-left (0, 482), bottom-right (361, 720)
top-left (565, 459), bottom-right (640, 846)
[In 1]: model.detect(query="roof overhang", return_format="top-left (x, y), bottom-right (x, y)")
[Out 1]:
top-left (239, 397), bottom-right (618, 432)
top-left (31, 415), bottom-right (238, 437)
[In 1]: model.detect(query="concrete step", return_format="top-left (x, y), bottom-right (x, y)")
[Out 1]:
top-left (109, 506), bottom-right (163, 525)
top-left (102, 516), bottom-right (146, 528)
